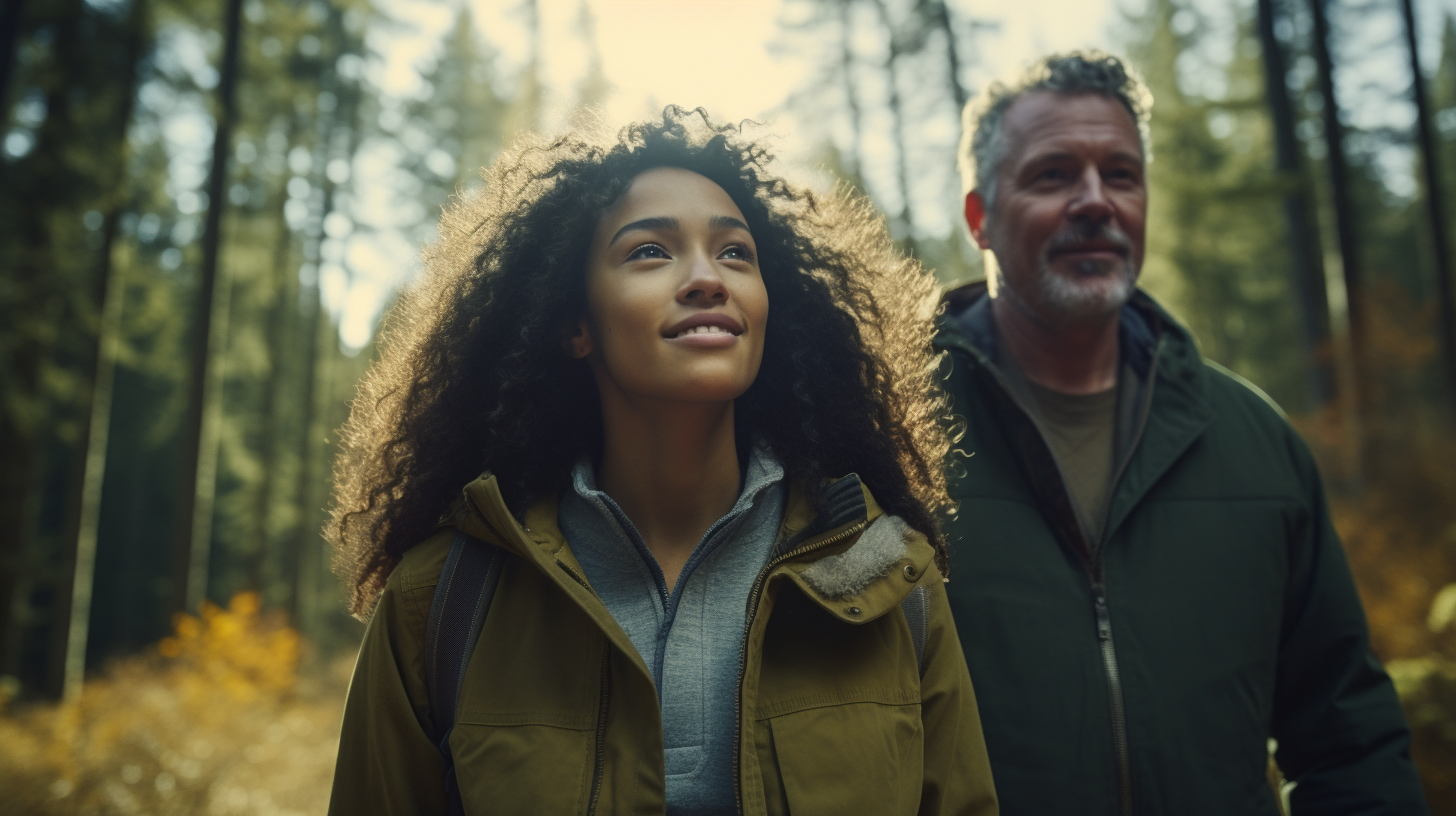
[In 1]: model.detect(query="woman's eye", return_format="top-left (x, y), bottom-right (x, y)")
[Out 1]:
top-left (719, 244), bottom-right (754, 262)
top-left (626, 243), bottom-right (670, 261)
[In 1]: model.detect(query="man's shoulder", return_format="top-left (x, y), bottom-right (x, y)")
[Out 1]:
top-left (1198, 358), bottom-right (1288, 421)
top-left (940, 278), bottom-right (988, 317)
top-left (1192, 358), bottom-right (1306, 449)
top-left (1170, 358), bottom-right (1322, 493)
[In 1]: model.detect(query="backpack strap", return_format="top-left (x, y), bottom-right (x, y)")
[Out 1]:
top-left (423, 531), bottom-right (502, 816)
top-left (900, 585), bottom-right (929, 676)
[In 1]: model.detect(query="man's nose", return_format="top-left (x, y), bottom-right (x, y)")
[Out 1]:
top-left (1067, 167), bottom-right (1113, 222)
top-left (677, 250), bottom-right (729, 304)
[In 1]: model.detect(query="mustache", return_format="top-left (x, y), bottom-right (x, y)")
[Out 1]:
top-left (1045, 223), bottom-right (1134, 255)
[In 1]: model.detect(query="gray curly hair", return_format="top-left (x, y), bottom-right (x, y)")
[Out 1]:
top-left (958, 51), bottom-right (1153, 210)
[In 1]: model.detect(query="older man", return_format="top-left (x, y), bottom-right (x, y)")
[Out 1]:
top-left (937, 52), bottom-right (1427, 815)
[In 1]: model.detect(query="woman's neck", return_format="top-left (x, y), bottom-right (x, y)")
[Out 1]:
top-left (595, 390), bottom-right (742, 591)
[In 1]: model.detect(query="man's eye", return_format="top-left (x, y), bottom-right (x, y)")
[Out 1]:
top-left (719, 244), bottom-right (754, 262)
top-left (1036, 168), bottom-right (1067, 182)
top-left (626, 243), bottom-right (670, 261)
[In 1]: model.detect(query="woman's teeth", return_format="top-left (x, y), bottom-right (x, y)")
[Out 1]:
top-left (673, 325), bottom-right (733, 338)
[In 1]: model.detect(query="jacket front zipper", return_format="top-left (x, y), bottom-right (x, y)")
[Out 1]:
top-left (587, 646), bottom-right (610, 815)
top-left (942, 331), bottom-right (1162, 816)
top-left (1093, 580), bottom-right (1132, 816)
top-left (731, 517), bottom-right (868, 815)
top-left (1087, 335), bottom-right (1160, 816)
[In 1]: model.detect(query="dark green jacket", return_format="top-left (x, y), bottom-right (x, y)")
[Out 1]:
top-left (935, 282), bottom-right (1426, 816)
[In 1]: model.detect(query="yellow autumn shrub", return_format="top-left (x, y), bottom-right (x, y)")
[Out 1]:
top-left (0, 592), bottom-right (347, 816)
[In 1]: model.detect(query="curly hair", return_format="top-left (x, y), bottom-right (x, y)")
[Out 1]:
top-left (329, 107), bottom-right (952, 618)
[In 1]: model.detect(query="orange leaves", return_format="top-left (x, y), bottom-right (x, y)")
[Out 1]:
top-left (0, 593), bottom-right (344, 816)
top-left (156, 592), bottom-right (301, 702)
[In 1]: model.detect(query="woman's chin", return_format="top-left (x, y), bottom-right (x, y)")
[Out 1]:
top-left (633, 373), bottom-right (756, 405)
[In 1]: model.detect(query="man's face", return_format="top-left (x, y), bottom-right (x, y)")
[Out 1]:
top-left (966, 91), bottom-right (1147, 325)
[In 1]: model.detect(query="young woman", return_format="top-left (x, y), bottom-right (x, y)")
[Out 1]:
top-left (327, 108), bottom-right (997, 816)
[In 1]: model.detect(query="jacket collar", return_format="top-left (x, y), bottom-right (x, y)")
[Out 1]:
top-left (935, 280), bottom-right (1213, 553)
top-left (936, 278), bottom-right (1168, 382)
top-left (454, 470), bottom-right (932, 627)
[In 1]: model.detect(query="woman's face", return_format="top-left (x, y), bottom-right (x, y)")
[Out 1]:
top-left (574, 166), bottom-right (768, 405)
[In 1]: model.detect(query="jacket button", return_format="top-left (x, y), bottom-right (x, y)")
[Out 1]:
top-left (903, 564), bottom-right (918, 581)
top-left (846, 606), bottom-right (861, 616)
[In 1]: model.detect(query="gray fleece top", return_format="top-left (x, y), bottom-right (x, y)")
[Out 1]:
top-left (557, 447), bottom-right (787, 816)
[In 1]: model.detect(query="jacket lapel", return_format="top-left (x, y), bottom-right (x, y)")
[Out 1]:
top-left (457, 474), bottom-right (656, 685)
top-left (936, 284), bottom-right (1214, 555)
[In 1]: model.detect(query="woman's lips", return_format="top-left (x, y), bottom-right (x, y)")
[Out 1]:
top-left (662, 313), bottom-right (744, 347)
top-left (664, 323), bottom-right (740, 348)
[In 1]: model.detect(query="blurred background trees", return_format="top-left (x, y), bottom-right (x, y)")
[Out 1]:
top-left (2, 0), bottom-right (1455, 811)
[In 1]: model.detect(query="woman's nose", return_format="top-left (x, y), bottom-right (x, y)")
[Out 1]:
top-left (677, 252), bottom-right (729, 304)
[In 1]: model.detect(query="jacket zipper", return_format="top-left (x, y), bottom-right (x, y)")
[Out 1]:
top-left (944, 332), bottom-right (1162, 816)
top-left (731, 518), bottom-right (869, 815)
top-left (587, 646), bottom-right (610, 815)
top-left (1088, 338), bottom-right (1158, 816)
top-left (469, 491), bottom-right (874, 815)
top-left (1093, 579), bottom-right (1132, 816)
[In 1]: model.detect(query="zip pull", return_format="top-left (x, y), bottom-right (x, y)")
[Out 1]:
top-left (1093, 593), bottom-right (1112, 641)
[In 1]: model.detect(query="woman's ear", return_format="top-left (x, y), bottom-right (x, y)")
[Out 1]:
top-left (565, 319), bottom-right (593, 359)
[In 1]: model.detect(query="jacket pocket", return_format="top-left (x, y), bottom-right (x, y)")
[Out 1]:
top-left (767, 701), bottom-right (924, 816)
top-left (449, 720), bottom-right (596, 815)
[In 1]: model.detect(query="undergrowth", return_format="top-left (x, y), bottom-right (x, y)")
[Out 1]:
top-left (0, 593), bottom-right (347, 816)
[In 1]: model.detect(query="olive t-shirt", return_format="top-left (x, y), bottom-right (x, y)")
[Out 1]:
top-left (1023, 378), bottom-right (1118, 542)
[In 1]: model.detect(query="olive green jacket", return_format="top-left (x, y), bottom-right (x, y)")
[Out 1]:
top-left (329, 472), bottom-right (998, 816)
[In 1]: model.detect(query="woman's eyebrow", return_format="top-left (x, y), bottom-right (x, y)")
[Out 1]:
top-left (710, 215), bottom-right (751, 233)
top-left (608, 216), bottom-right (678, 247)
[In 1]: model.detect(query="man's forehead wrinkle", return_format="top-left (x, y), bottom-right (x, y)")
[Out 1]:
top-left (1001, 101), bottom-right (1145, 182)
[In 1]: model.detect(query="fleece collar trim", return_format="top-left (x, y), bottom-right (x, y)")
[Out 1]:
top-left (799, 514), bottom-right (910, 599)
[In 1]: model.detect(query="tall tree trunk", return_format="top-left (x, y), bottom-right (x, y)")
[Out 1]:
top-left (170, 0), bottom-right (245, 615)
top-left (1307, 0), bottom-right (1373, 482)
top-left (0, 0), bottom-right (85, 683)
top-left (921, 0), bottom-right (967, 110)
top-left (289, 279), bottom-right (326, 631)
top-left (1258, 0), bottom-right (1337, 408)
top-left (44, 0), bottom-right (148, 701)
top-left (836, 0), bottom-right (864, 184)
top-left (289, 6), bottom-right (363, 627)
top-left (1308, 0), bottom-right (1366, 370)
top-left (0, 0), bottom-right (27, 115)
top-left (1399, 0), bottom-right (1456, 420)
top-left (510, 0), bottom-right (543, 135)
top-left (869, 0), bottom-right (916, 254)
top-left (250, 112), bottom-right (305, 600)
top-left (249, 173), bottom-right (296, 598)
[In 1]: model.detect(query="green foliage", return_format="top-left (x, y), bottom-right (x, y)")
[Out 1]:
top-left (1122, 0), bottom-right (1315, 412)
top-left (0, 0), bottom-right (556, 696)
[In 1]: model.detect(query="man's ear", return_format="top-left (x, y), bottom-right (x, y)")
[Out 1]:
top-left (964, 192), bottom-right (991, 250)
top-left (565, 319), bottom-right (592, 359)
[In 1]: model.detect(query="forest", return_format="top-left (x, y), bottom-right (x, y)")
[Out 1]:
top-left (1, 0), bottom-right (1454, 812)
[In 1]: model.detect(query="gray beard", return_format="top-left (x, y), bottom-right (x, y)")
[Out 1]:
top-left (1029, 255), bottom-right (1137, 321)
